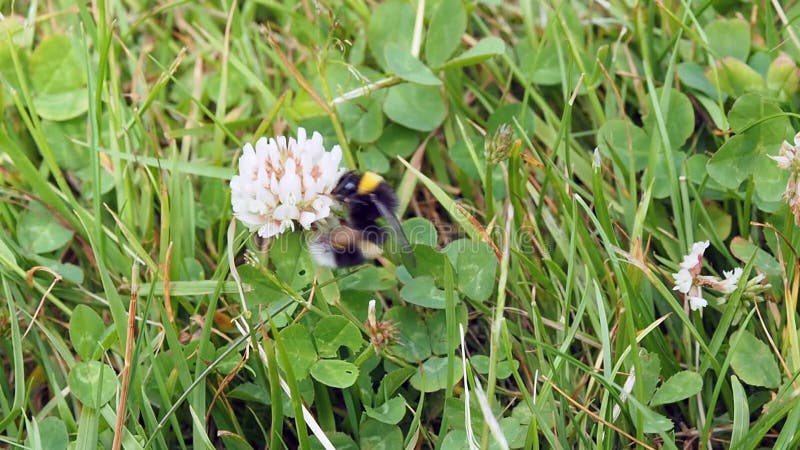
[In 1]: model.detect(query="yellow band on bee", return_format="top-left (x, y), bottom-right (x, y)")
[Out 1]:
top-left (357, 171), bottom-right (383, 195)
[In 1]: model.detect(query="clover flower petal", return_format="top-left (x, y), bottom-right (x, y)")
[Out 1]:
top-left (672, 269), bottom-right (693, 294)
top-left (720, 267), bottom-right (743, 294)
top-left (688, 295), bottom-right (708, 311)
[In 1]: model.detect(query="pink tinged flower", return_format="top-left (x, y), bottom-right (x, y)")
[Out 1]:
top-left (771, 155), bottom-right (792, 170)
top-left (771, 132), bottom-right (800, 170)
top-left (230, 128), bottom-right (344, 239)
top-left (679, 240), bottom-right (709, 274)
top-left (784, 175), bottom-right (800, 225)
top-left (673, 240), bottom-right (709, 287)
top-left (671, 241), bottom-right (711, 311)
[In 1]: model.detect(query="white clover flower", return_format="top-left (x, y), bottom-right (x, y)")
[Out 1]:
top-left (772, 132), bottom-right (800, 225)
top-left (669, 242), bottom-right (769, 312)
top-left (671, 241), bottom-right (710, 312)
top-left (786, 176), bottom-right (800, 225)
top-left (770, 132), bottom-right (800, 170)
top-left (672, 240), bottom-right (708, 290)
top-left (230, 128), bottom-right (343, 239)
top-left (719, 267), bottom-right (743, 294)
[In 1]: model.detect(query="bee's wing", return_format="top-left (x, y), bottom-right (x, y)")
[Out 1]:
top-left (372, 195), bottom-right (416, 269)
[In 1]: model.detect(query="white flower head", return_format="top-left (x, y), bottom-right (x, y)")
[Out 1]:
top-left (230, 128), bottom-right (344, 239)
top-left (719, 267), bottom-right (743, 294)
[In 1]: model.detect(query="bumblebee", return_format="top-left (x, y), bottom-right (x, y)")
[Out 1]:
top-left (310, 171), bottom-right (413, 268)
top-left (309, 226), bottom-right (384, 268)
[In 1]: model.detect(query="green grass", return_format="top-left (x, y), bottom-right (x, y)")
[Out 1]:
top-left (2, 0), bottom-right (800, 449)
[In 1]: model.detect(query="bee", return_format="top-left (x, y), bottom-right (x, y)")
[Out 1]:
top-left (310, 170), bottom-right (414, 268)
top-left (309, 225), bottom-right (384, 268)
